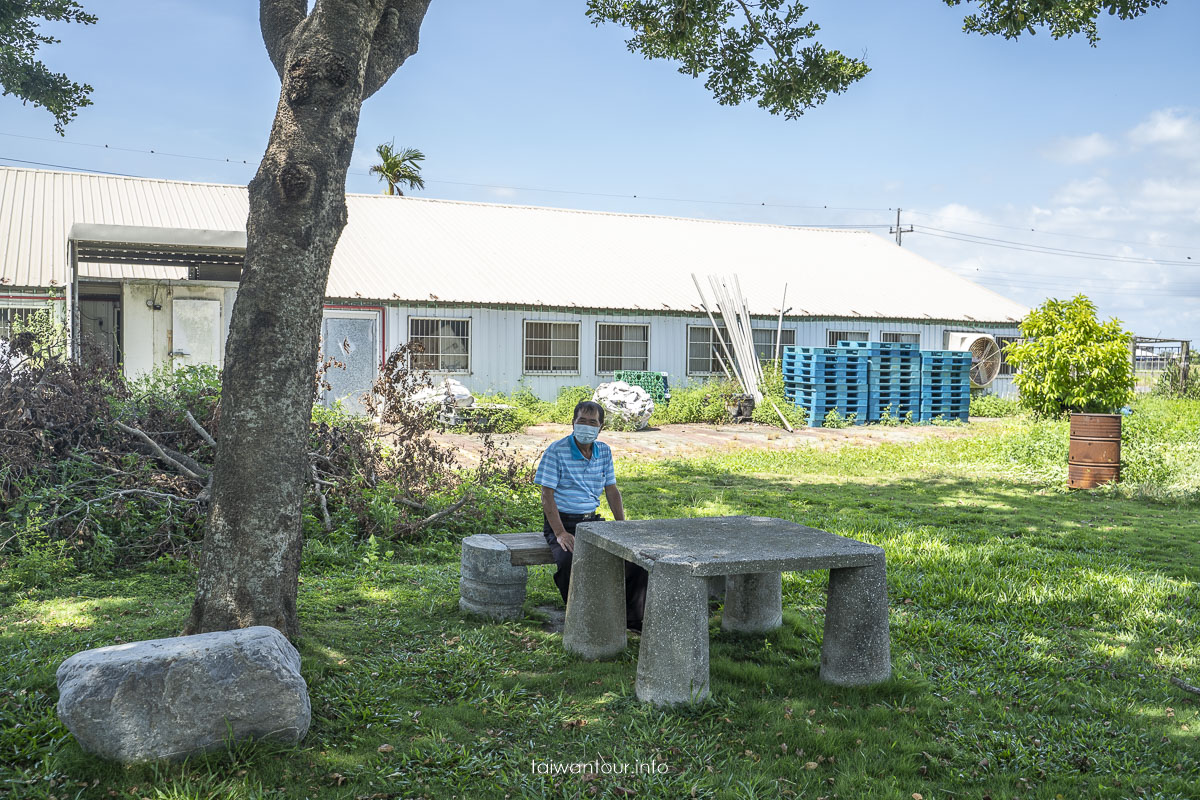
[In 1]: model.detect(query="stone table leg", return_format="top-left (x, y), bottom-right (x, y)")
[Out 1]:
top-left (563, 538), bottom-right (627, 660)
top-left (635, 563), bottom-right (710, 705)
top-left (722, 572), bottom-right (782, 633)
top-left (819, 561), bottom-right (891, 686)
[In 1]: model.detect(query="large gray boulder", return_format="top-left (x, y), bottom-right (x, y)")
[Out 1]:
top-left (56, 626), bottom-right (310, 763)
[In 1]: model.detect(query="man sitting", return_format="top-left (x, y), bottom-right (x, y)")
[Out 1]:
top-left (535, 400), bottom-right (647, 631)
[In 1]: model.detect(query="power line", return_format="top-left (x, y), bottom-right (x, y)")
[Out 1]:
top-left (0, 156), bottom-right (145, 177)
top-left (913, 228), bottom-right (1198, 267)
top-left (906, 207), bottom-right (1200, 253)
top-left (0, 130), bottom-right (894, 213)
top-left (967, 275), bottom-right (1200, 298)
top-left (916, 225), bottom-right (1196, 264)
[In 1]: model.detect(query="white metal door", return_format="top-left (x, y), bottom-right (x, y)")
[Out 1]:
top-left (321, 311), bottom-right (380, 414)
top-left (171, 298), bottom-right (223, 368)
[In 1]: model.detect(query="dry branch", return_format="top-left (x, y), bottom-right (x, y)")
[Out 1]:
top-left (1171, 676), bottom-right (1200, 697)
top-left (113, 421), bottom-right (208, 482)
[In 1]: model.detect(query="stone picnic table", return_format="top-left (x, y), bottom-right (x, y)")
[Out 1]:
top-left (562, 515), bottom-right (890, 705)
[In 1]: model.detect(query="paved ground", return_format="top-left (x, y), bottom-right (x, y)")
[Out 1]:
top-left (434, 420), bottom-right (987, 466)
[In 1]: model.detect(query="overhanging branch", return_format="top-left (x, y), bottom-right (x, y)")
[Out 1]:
top-left (362, 0), bottom-right (432, 99)
top-left (260, 0), bottom-right (309, 78)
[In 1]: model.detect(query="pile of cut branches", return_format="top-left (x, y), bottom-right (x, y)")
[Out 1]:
top-left (1, 332), bottom-right (533, 573)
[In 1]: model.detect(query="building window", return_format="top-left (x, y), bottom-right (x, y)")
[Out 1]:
top-left (0, 306), bottom-right (39, 340)
top-left (997, 335), bottom-right (1020, 376)
top-left (687, 325), bottom-right (727, 375)
top-left (881, 332), bottom-right (920, 345)
top-left (409, 317), bottom-right (470, 372)
top-left (752, 328), bottom-right (796, 361)
top-left (524, 320), bottom-right (580, 374)
top-left (827, 330), bottom-right (869, 347)
top-left (597, 323), bottom-right (649, 373)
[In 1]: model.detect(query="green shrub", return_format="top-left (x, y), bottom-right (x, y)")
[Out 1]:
top-left (822, 409), bottom-right (857, 428)
top-left (970, 393), bottom-right (1022, 418)
top-left (751, 362), bottom-right (807, 429)
top-left (1152, 356), bottom-right (1200, 400)
top-left (649, 380), bottom-right (738, 425)
top-left (470, 385), bottom-right (555, 432)
top-left (552, 385), bottom-right (595, 424)
top-left (1005, 295), bottom-right (1134, 417)
top-left (0, 517), bottom-right (73, 589)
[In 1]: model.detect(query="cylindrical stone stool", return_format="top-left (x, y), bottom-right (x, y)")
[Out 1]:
top-left (459, 534), bottom-right (528, 620)
top-left (819, 560), bottom-right (891, 686)
top-left (722, 572), bottom-right (782, 633)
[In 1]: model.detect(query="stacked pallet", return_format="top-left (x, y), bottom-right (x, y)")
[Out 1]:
top-left (781, 346), bottom-right (869, 426)
top-left (837, 340), bottom-right (922, 422)
top-left (919, 350), bottom-right (972, 421)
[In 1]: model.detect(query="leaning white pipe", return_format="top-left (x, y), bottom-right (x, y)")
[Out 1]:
top-left (693, 273), bottom-right (743, 389)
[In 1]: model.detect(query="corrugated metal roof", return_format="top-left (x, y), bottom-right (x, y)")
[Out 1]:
top-left (0, 166), bottom-right (1027, 322)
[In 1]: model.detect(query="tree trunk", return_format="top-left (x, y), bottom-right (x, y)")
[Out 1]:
top-left (185, 0), bottom-right (430, 638)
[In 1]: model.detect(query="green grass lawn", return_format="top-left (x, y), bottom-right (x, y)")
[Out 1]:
top-left (2, 411), bottom-right (1199, 799)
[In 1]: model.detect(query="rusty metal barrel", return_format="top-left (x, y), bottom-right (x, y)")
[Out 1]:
top-left (1068, 413), bottom-right (1121, 489)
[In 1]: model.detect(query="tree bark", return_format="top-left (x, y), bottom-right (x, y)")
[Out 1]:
top-left (184, 0), bottom-right (430, 638)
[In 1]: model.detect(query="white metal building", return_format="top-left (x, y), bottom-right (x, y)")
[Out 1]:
top-left (0, 166), bottom-right (1026, 407)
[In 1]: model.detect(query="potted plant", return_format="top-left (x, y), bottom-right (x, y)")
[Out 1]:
top-left (1003, 295), bottom-right (1135, 488)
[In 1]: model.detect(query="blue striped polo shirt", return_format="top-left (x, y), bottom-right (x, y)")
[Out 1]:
top-left (534, 435), bottom-right (616, 514)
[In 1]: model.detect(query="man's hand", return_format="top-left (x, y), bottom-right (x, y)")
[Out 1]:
top-left (556, 531), bottom-right (575, 553)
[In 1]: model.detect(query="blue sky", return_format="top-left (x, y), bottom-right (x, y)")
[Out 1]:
top-left (3, 1), bottom-right (1198, 341)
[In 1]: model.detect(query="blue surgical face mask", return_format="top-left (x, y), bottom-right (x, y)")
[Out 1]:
top-left (573, 423), bottom-right (600, 445)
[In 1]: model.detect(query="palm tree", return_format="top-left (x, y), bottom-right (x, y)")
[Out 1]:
top-left (369, 142), bottom-right (426, 196)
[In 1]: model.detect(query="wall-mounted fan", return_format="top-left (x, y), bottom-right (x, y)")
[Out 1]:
top-left (945, 332), bottom-right (1002, 387)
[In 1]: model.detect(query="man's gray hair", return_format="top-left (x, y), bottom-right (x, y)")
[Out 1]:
top-left (573, 400), bottom-right (605, 425)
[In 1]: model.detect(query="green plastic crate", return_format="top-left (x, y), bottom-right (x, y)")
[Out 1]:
top-left (613, 370), bottom-right (670, 402)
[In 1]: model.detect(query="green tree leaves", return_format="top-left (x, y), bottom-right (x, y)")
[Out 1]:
top-left (369, 142), bottom-right (426, 196)
top-left (0, 0), bottom-right (96, 134)
top-left (943, 0), bottom-right (1168, 46)
top-left (585, 0), bottom-right (870, 119)
top-left (1005, 295), bottom-right (1135, 417)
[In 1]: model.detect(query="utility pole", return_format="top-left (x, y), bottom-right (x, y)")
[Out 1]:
top-left (890, 207), bottom-right (913, 246)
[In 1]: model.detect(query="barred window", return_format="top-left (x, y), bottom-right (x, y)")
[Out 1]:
top-left (881, 332), bottom-right (920, 344)
top-left (687, 325), bottom-right (728, 375)
top-left (827, 329), bottom-right (869, 347)
top-left (409, 317), bottom-right (470, 372)
top-left (597, 323), bottom-right (649, 373)
top-left (524, 320), bottom-right (579, 374)
top-left (997, 335), bottom-right (1020, 376)
top-left (0, 307), bottom-right (38, 340)
top-left (752, 328), bottom-right (796, 361)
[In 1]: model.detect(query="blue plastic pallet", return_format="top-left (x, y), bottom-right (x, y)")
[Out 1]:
top-left (920, 350), bottom-right (971, 359)
top-left (918, 411), bottom-right (969, 423)
top-left (784, 365), bottom-right (869, 375)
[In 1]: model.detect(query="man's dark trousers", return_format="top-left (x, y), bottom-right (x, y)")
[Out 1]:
top-left (543, 512), bottom-right (648, 630)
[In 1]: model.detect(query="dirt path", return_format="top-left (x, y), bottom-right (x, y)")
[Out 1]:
top-left (434, 420), bottom-right (988, 466)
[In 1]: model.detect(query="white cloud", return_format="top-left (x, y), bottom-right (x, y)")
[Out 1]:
top-left (1052, 177), bottom-right (1116, 206)
top-left (1043, 133), bottom-right (1116, 164)
top-left (1133, 178), bottom-right (1200, 220)
top-left (1128, 108), bottom-right (1200, 163)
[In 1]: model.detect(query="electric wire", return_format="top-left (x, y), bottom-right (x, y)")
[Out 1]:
top-left (914, 225), bottom-right (1196, 265)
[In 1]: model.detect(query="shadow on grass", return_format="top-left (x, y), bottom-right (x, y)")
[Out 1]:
top-left (3, 466), bottom-right (1197, 798)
